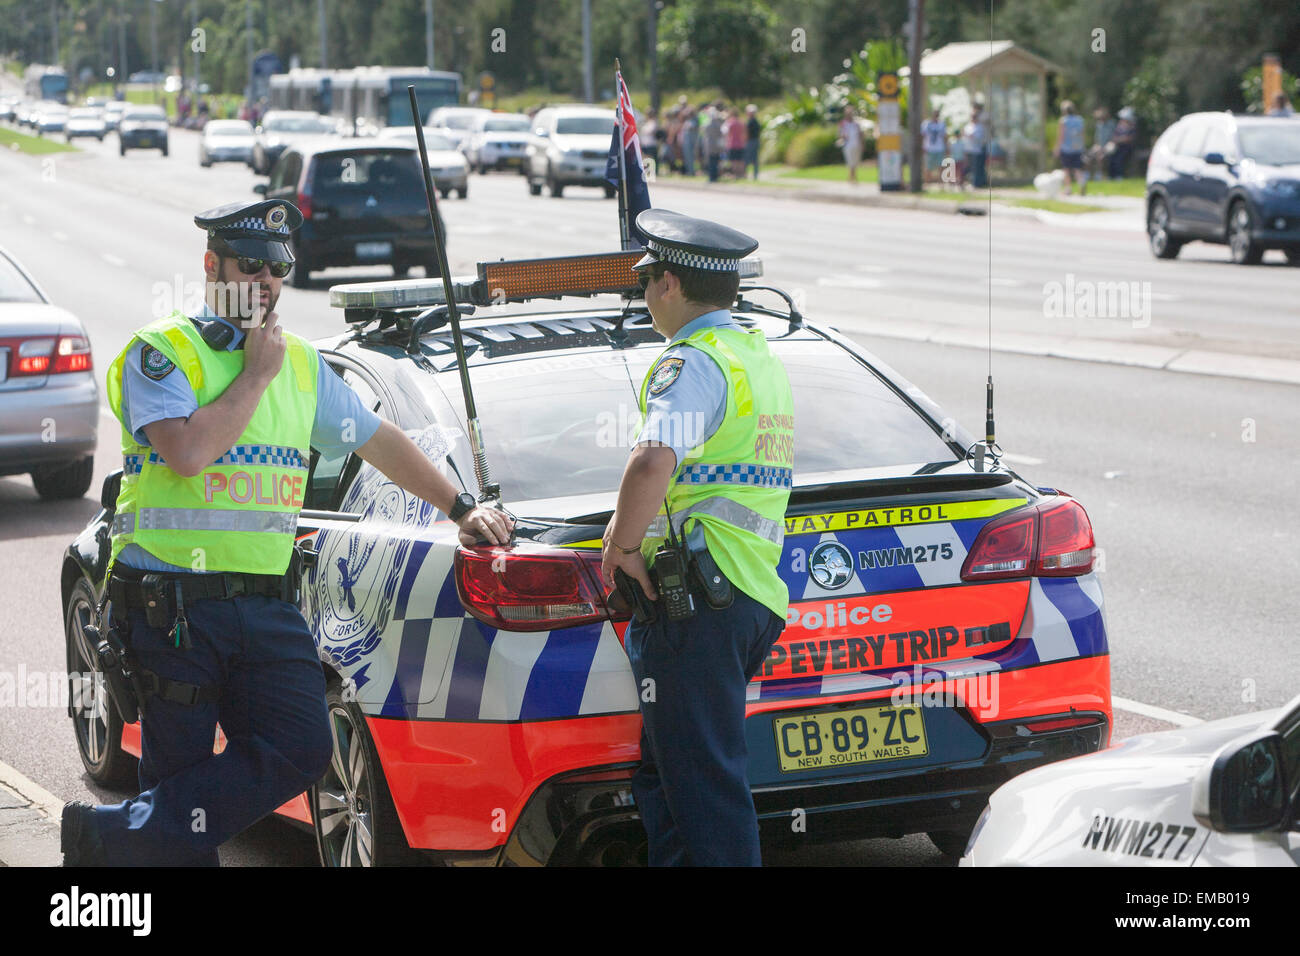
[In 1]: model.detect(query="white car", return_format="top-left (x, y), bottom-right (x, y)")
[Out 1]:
top-left (65, 107), bottom-right (106, 141)
top-left (35, 103), bottom-right (68, 136)
top-left (425, 105), bottom-right (492, 150)
top-left (200, 119), bottom-right (255, 166)
top-left (524, 105), bottom-right (616, 198)
top-left (464, 112), bottom-right (531, 173)
top-left (103, 100), bottom-right (127, 131)
top-left (962, 692), bottom-right (1300, 866)
top-left (374, 128), bottom-right (469, 198)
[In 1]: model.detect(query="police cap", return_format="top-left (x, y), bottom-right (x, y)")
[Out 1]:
top-left (194, 199), bottom-right (302, 263)
top-left (633, 208), bottom-right (758, 273)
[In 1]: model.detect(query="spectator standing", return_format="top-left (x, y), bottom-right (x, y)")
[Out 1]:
top-left (1055, 100), bottom-right (1085, 195)
top-left (1085, 106), bottom-right (1115, 188)
top-left (680, 107), bottom-right (699, 177)
top-left (1109, 107), bottom-right (1136, 179)
top-left (964, 104), bottom-right (989, 188)
top-left (744, 104), bottom-right (761, 180)
top-left (703, 106), bottom-right (725, 182)
top-left (1267, 92), bottom-right (1294, 117)
top-left (948, 126), bottom-right (966, 188)
top-left (921, 108), bottom-right (947, 186)
top-left (837, 106), bottom-right (864, 184)
top-left (724, 108), bottom-right (746, 178)
top-left (641, 108), bottom-right (659, 168)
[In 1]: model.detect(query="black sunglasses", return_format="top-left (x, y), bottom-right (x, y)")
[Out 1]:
top-left (232, 256), bottom-right (292, 279)
top-left (637, 267), bottom-right (666, 292)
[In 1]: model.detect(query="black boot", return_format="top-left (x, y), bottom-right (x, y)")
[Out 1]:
top-left (61, 801), bottom-right (108, 866)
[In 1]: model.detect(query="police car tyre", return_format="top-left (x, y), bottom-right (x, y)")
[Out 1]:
top-left (1286, 247), bottom-right (1300, 265)
top-left (927, 826), bottom-right (975, 859)
top-left (64, 577), bottom-right (137, 789)
top-left (311, 682), bottom-right (429, 866)
top-left (32, 455), bottom-right (94, 500)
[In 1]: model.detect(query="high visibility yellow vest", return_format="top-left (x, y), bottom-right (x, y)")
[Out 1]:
top-left (105, 311), bottom-right (318, 576)
top-left (639, 325), bottom-right (795, 617)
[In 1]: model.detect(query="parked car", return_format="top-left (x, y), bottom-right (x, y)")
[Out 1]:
top-left (463, 112), bottom-right (531, 173)
top-left (251, 110), bottom-right (340, 174)
top-left (0, 97), bottom-right (17, 122)
top-left (425, 105), bottom-right (492, 150)
top-left (525, 105), bottom-right (618, 198)
top-left (258, 142), bottom-right (445, 287)
top-left (64, 107), bottom-right (107, 142)
top-left (963, 692), bottom-right (1300, 866)
top-left (0, 246), bottom-right (97, 500)
top-left (117, 105), bottom-right (169, 156)
top-left (199, 119), bottom-right (255, 166)
top-left (64, 253), bottom-right (1113, 865)
top-left (1146, 112), bottom-right (1300, 264)
top-left (373, 128), bottom-right (469, 198)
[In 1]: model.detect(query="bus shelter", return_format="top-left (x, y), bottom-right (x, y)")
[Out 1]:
top-left (902, 40), bottom-right (1060, 185)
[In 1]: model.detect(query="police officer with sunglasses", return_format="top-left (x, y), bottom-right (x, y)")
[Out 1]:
top-left (60, 199), bottom-right (512, 865)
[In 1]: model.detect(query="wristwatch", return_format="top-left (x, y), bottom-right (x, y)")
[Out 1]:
top-left (448, 492), bottom-right (476, 522)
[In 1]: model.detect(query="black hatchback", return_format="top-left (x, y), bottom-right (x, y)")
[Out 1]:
top-left (258, 143), bottom-right (444, 288)
top-left (1146, 112), bottom-right (1300, 264)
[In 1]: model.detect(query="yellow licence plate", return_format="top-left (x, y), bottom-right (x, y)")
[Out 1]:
top-left (773, 705), bottom-right (928, 773)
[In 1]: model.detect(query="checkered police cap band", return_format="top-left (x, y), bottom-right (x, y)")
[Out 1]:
top-left (210, 214), bottom-right (290, 239)
top-left (647, 240), bottom-right (741, 272)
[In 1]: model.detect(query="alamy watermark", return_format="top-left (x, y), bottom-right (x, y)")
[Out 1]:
top-left (1042, 273), bottom-right (1151, 328)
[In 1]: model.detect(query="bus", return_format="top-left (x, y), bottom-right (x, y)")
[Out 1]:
top-left (329, 66), bottom-right (461, 133)
top-left (268, 68), bottom-right (333, 115)
top-left (25, 65), bottom-right (68, 104)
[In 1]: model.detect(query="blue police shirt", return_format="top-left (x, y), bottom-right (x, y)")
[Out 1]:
top-left (635, 309), bottom-right (738, 466)
top-left (116, 305), bottom-right (383, 571)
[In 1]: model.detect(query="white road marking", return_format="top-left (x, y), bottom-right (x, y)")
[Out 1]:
top-left (0, 758), bottom-right (64, 819)
top-left (989, 277), bottom-right (1023, 286)
top-left (52, 230), bottom-right (68, 241)
top-left (101, 252), bottom-right (126, 267)
top-left (1112, 695), bottom-right (1203, 727)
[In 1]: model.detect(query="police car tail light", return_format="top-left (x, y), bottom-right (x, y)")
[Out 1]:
top-left (1034, 498), bottom-right (1094, 576)
top-left (52, 335), bottom-right (93, 373)
top-left (961, 498), bottom-right (1095, 581)
top-left (455, 545), bottom-right (608, 632)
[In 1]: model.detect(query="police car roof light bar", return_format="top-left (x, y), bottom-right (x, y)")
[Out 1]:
top-left (407, 84), bottom-right (497, 501)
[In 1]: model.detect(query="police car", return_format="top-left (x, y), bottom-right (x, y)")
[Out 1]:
top-left (962, 692), bottom-right (1300, 866)
top-left (63, 252), bottom-right (1111, 865)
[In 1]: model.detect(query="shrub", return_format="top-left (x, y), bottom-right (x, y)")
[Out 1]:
top-left (785, 125), bottom-right (842, 168)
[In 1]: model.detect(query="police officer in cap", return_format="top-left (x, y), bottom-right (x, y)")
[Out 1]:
top-left (600, 208), bottom-right (795, 866)
top-left (61, 199), bottom-right (512, 865)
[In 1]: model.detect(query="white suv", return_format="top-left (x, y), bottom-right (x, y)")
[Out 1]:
top-left (524, 105), bottom-right (617, 198)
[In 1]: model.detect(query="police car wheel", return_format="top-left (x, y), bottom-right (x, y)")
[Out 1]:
top-left (64, 577), bottom-right (137, 790)
top-left (927, 827), bottom-right (974, 859)
top-left (311, 682), bottom-right (428, 866)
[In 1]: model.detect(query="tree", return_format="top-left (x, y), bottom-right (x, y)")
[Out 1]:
top-left (658, 0), bottom-right (783, 99)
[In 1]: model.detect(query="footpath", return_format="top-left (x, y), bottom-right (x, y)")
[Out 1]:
top-left (0, 761), bottom-right (64, 867)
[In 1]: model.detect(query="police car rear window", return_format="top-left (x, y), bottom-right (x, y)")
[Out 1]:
top-left (435, 340), bottom-right (957, 502)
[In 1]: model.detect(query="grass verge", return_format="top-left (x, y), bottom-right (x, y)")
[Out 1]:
top-left (0, 126), bottom-right (79, 155)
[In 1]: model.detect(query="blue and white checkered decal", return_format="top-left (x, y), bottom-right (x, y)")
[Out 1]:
top-left (677, 463), bottom-right (792, 488)
top-left (209, 444), bottom-right (308, 469)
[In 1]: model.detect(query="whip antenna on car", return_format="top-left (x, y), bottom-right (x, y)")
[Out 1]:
top-left (407, 85), bottom-right (500, 503)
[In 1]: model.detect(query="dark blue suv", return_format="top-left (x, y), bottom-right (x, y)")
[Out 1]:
top-left (1146, 112), bottom-right (1300, 264)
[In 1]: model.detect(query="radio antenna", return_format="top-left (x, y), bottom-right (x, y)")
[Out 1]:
top-left (407, 85), bottom-right (500, 504)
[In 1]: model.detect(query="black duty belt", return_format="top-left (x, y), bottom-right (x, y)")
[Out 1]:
top-left (109, 569), bottom-right (288, 609)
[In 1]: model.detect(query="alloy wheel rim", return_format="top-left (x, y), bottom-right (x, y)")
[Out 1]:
top-left (317, 706), bottom-right (374, 866)
top-left (69, 596), bottom-right (110, 766)
top-left (1149, 201), bottom-right (1168, 254)
top-left (1230, 207), bottom-right (1250, 260)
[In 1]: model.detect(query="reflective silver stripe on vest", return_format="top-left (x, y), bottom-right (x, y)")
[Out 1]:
top-left (646, 496), bottom-right (784, 546)
top-left (131, 508), bottom-right (298, 534)
top-left (112, 512), bottom-right (135, 535)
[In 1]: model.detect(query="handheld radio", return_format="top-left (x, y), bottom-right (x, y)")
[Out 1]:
top-left (655, 504), bottom-right (695, 622)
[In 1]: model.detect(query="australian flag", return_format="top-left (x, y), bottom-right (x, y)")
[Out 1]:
top-left (604, 69), bottom-right (651, 249)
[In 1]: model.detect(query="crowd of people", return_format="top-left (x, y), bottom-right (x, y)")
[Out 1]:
top-left (1053, 102), bottom-right (1138, 195)
top-left (639, 96), bottom-right (763, 182)
top-left (913, 104), bottom-right (991, 189)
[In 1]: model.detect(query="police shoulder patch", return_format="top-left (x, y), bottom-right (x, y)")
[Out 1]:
top-left (140, 345), bottom-right (175, 381)
top-left (648, 356), bottom-right (685, 395)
